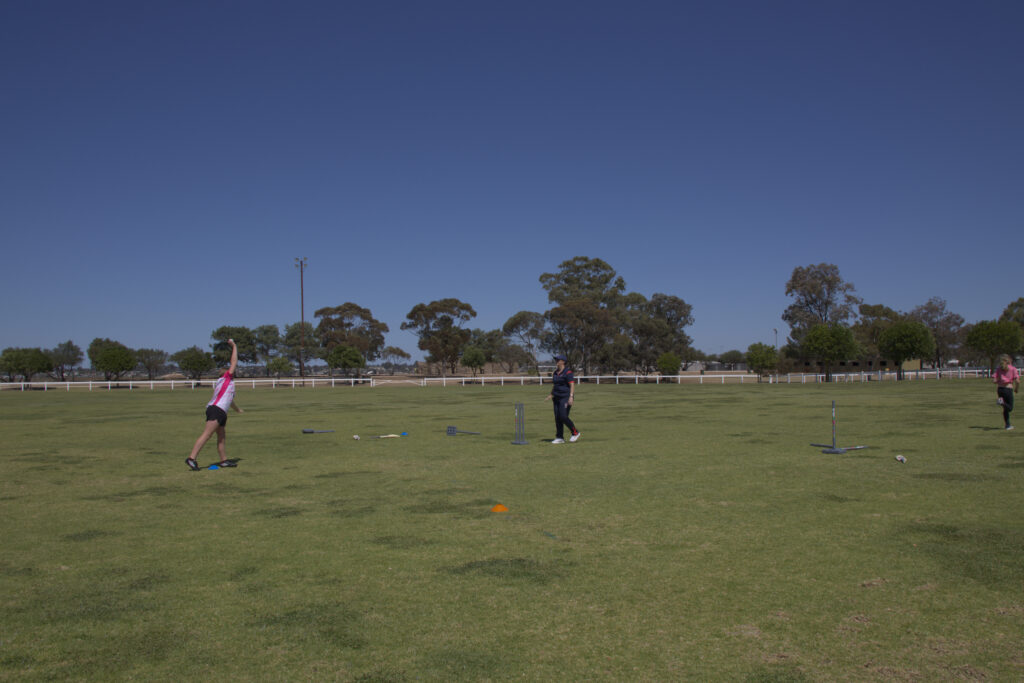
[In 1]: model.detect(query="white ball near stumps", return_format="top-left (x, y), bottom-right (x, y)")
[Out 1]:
top-left (353, 435), bottom-right (360, 440)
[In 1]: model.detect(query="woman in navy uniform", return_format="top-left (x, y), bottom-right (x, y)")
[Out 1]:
top-left (546, 353), bottom-right (581, 443)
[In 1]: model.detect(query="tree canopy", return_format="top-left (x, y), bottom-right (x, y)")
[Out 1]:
top-left (401, 298), bottom-right (477, 375)
top-left (910, 297), bottom-right (964, 367)
top-left (325, 344), bottom-right (365, 376)
top-left (782, 263), bottom-right (861, 345)
top-left (253, 324), bottom-right (282, 376)
top-left (380, 346), bottom-right (412, 374)
top-left (172, 346), bottom-right (216, 380)
top-left (965, 320), bottom-right (1022, 371)
top-left (135, 348), bottom-right (168, 380)
top-left (282, 321), bottom-right (320, 373)
top-left (47, 340), bottom-right (83, 381)
top-left (802, 323), bottom-right (859, 381)
top-left (502, 311), bottom-right (546, 375)
top-left (315, 303), bottom-right (389, 362)
top-left (878, 321), bottom-right (935, 379)
top-left (1000, 297), bottom-right (1024, 328)
top-left (212, 326), bottom-right (257, 367)
top-left (87, 338), bottom-right (136, 380)
top-left (0, 347), bottom-right (52, 382)
top-left (851, 303), bottom-right (902, 365)
top-left (539, 256), bottom-right (625, 307)
top-left (746, 343), bottom-right (778, 379)
top-left (461, 346), bottom-right (487, 376)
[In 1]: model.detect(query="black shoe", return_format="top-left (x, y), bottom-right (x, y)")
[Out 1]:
top-left (185, 458), bottom-right (199, 471)
top-left (218, 460), bottom-right (237, 467)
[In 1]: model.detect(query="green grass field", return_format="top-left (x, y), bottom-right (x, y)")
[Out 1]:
top-left (1, 380), bottom-right (1022, 681)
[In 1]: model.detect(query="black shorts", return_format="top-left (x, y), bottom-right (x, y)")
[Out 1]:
top-left (997, 386), bottom-right (1014, 411)
top-left (206, 405), bottom-right (228, 426)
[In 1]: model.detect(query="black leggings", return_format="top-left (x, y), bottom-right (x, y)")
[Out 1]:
top-left (553, 397), bottom-right (577, 439)
top-left (998, 386), bottom-right (1014, 427)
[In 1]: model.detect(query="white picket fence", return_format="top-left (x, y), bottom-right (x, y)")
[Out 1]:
top-left (0, 368), bottom-right (989, 392)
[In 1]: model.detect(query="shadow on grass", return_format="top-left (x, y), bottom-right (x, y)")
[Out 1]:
top-left (744, 665), bottom-right (811, 682)
top-left (403, 497), bottom-right (497, 518)
top-left (821, 493), bottom-right (860, 503)
top-left (351, 666), bottom-right (409, 682)
top-left (911, 473), bottom-right (1001, 482)
top-left (25, 454), bottom-right (96, 470)
top-left (28, 568), bottom-right (172, 624)
top-left (0, 624), bottom-right (182, 680)
top-left (253, 506), bottom-right (304, 518)
top-left (898, 521), bottom-right (1024, 588)
top-left (327, 499), bottom-right (377, 517)
top-left (314, 470), bottom-right (383, 479)
top-left (417, 647), bottom-right (508, 681)
top-left (441, 557), bottom-right (573, 584)
top-left (373, 535), bottom-right (436, 549)
top-left (62, 529), bottom-right (121, 542)
top-left (250, 601), bottom-right (367, 649)
top-left (205, 457), bottom-right (241, 470)
top-left (82, 485), bottom-right (185, 502)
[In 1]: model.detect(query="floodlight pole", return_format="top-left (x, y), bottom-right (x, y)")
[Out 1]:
top-left (295, 257), bottom-right (308, 378)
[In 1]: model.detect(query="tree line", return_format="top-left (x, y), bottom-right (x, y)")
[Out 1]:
top-left (765, 263), bottom-right (1023, 380)
top-left (2, 258), bottom-right (1021, 383)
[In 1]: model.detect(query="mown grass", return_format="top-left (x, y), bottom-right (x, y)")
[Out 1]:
top-left (1, 379), bottom-right (1021, 681)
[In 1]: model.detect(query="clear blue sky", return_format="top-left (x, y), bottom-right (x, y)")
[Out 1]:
top-left (2, 1), bottom-right (1021, 362)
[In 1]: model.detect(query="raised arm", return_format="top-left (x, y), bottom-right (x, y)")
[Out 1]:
top-left (228, 338), bottom-right (238, 376)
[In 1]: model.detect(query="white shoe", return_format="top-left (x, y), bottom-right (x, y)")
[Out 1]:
top-left (1007, 425), bottom-right (1015, 431)
top-left (551, 438), bottom-right (565, 444)
top-left (569, 432), bottom-right (581, 443)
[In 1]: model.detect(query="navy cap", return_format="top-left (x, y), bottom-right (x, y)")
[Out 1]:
top-left (554, 354), bottom-right (567, 361)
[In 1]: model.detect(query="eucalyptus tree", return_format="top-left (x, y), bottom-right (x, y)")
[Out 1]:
top-left (965, 320), bottom-right (1022, 372)
top-left (315, 303), bottom-right (389, 362)
top-left (878, 321), bottom-right (935, 380)
top-left (325, 344), bottom-right (365, 377)
top-left (1000, 297), bottom-right (1024, 327)
top-left (401, 298), bottom-right (477, 376)
top-left (0, 347), bottom-right (52, 382)
top-left (47, 340), bottom-right (83, 380)
top-left (211, 326), bottom-right (257, 368)
top-left (746, 343), bottom-right (778, 380)
top-left (802, 323), bottom-right (859, 381)
top-left (171, 346), bottom-right (215, 380)
top-left (253, 324), bottom-right (282, 376)
top-left (544, 298), bottom-right (618, 374)
top-left (852, 303), bottom-right (902, 368)
top-left (282, 321), bottom-right (320, 373)
top-left (782, 263), bottom-right (861, 345)
top-left (380, 346), bottom-right (412, 375)
top-left (502, 311), bottom-right (547, 376)
top-left (135, 348), bottom-right (169, 380)
top-left (539, 257), bottom-right (626, 374)
top-left (87, 338), bottom-right (136, 381)
top-left (910, 297), bottom-right (964, 368)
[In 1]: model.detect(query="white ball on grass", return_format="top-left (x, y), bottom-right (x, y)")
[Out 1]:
top-left (353, 435), bottom-right (360, 440)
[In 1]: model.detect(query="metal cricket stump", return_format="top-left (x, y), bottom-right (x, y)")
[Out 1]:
top-left (810, 400), bottom-right (869, 454)
top-left (511, 402), bottom-right (528, 445)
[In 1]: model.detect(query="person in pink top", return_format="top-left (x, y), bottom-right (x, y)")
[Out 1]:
top-left (186, 338), bottom-right (244, 470)
top-left (993, 354), bottom-right (1019, 431)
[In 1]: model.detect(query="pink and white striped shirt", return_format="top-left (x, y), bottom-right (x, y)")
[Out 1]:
top-left (207, 371), bottom-right (236, 411)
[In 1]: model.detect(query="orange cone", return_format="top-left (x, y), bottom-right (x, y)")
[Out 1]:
top-left (491, 503), bottom-right (508, 512)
